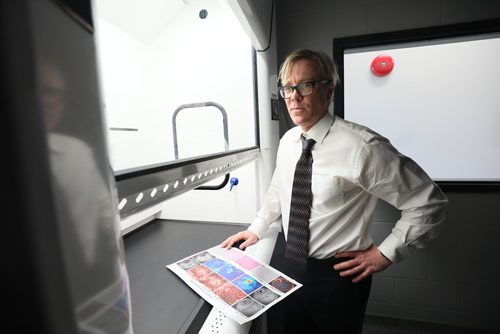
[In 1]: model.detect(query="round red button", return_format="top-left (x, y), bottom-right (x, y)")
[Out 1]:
top-left (371, 54), bottom-right (394, 76)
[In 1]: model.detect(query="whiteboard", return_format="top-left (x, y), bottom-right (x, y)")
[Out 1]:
top-left (336, 26), bottom-right (500, 183)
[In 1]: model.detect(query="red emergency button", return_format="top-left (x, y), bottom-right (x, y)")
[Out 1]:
top-left (371, 54), bottom-right (394, 76)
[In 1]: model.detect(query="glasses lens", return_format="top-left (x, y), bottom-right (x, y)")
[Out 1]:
top-left (297, 82), bottom-right (314, 96)
top-left (280, 86), bottom-right (292, 98)
top-left (279, 82), bottom-right (316, 99)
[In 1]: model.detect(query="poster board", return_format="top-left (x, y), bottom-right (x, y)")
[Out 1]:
top-left (167, 245), bottom-right (301, 325)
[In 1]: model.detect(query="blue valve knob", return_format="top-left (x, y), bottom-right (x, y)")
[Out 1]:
top-left (229, 177), bottom-right (239, 191)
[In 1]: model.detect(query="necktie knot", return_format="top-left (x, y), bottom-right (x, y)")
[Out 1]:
top-left (301, 136), bottom-right (315, 152)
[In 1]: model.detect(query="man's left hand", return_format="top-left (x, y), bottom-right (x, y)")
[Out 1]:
top-left (333, 245), bottom-right (392, 283)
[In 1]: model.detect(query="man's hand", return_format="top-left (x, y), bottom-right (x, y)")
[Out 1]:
top-left (220, 230), bottom-right (258, 250)
top-left (333, 244), bottom-right (393, 283)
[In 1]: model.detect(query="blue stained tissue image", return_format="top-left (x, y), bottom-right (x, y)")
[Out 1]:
top-left (232, 274), bottom-right (262, 294)
top-left (203, 258), bottom-right (228, 271)
top-left (217, 264), bottom-right (244, 281)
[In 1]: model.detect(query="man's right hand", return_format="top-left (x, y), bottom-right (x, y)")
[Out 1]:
top-left (220, 230), bottom-right (258, 250)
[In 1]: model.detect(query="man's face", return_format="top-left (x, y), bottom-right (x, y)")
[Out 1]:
top-left (283, 59), bottom-right (333, 132)
top-left (40, 63), bottom-right (66, 131)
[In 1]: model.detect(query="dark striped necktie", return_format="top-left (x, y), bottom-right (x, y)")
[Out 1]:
top-left (285, 135), bottom-right (315, 274)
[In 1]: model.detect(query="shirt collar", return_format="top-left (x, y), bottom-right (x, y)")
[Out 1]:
top-left (293, 113), bottom-right (334, 145)
top-left (49, 132), bottom-right (66, 154)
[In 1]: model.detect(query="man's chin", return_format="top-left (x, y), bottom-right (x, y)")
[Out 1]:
top-left (291, 116), bottom-right (305, 126)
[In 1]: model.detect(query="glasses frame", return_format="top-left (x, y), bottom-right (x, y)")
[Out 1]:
top-left (279, 79), bottom-right (331, 99)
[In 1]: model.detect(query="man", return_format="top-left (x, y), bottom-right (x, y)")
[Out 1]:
top-left (221, 49), bottom-right (448, 333)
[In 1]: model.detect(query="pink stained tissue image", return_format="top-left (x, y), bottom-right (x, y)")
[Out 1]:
top-left (235, 256), bottom-right (260, 270)
top-left (215, 283), bottom-right (247, 305)
top-left (199, 273), bottom-right (229, 291)
top-left (188, 265), bottom-right (212, 279)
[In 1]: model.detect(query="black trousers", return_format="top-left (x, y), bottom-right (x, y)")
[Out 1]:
top-left (267, 257), bottom-right (372, 334)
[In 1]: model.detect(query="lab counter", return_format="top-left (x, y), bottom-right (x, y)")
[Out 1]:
top-left (123, 219), bottom-right (247, 334)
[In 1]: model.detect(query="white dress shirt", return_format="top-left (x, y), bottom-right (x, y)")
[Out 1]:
top-left (49, 133), bottom-right (115, 265)
top-left (248, 113), bottom-right (448, 262)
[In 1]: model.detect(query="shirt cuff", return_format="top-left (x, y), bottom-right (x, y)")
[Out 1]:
top-left (378, 233), bottom-right (411, 263)
top-left (247, 217), bottom-right (270, 240)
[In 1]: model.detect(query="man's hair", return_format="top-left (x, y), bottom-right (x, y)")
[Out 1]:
top-left (278, 49), bottom-right (340, 89)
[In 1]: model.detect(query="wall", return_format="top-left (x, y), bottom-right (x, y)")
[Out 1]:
top-left (275, 0), bottom-right (500, 331)
top-left (160, 0), bottom-right (280, 223)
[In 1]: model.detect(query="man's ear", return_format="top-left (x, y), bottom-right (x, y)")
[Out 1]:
top-left (326, 87), bottom-right (334, 103)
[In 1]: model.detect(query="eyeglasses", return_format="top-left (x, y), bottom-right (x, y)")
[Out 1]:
top-left (279, 80), bottom-right (331, 99)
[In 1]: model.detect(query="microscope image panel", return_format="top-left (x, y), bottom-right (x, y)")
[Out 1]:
top-left (204, 257), bottom-right (228, 271)
top-left (232, 274), bottom-right (262, 294)
top-left (233, 297), bottom-right (264, 317)
top-left (188, 265), bottom-right (212, 279)
top-left (215, 283), bottom-right (247, 305)
top-left (217, 264), bottom-right (244, 281)
top-left (199, 272), bottom-right (229, 291)
top-left (251, 286), bottom-right (280, 305)
top-left (177, 257), bottom-right (198, 270)
top-left (194, 251), bottom-right (215, 263)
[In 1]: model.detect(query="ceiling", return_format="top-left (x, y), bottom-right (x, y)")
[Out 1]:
top-left (95, 0), bottom-right (189, 45)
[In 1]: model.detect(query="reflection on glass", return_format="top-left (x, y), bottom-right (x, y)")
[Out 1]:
top-left (38, 58), bottom-right (132, 333)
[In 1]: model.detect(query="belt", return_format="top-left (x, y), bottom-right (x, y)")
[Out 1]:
top-left (286, 256), bottom-right (352, 282)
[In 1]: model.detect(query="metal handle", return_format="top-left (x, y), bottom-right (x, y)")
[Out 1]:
top-left (172, 101), bottom-right (229, 160)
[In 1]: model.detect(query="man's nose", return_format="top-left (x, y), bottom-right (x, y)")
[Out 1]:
top-left (290, 88), bottom-right (303, 100)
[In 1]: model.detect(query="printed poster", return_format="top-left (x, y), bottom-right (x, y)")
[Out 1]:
top-left (166, 245), bottom-right (302, 325)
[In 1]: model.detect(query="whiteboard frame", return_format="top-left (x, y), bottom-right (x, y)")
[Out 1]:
top-left (332, 19), bottom-right (500, 192)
